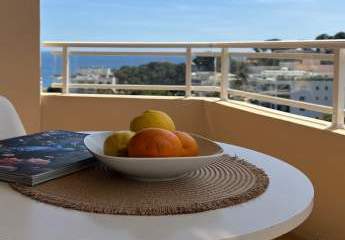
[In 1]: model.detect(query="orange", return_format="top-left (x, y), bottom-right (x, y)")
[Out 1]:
top-left (128, 128), bottom-right (182, 157)
top-left (174, 131), bottom-right (199, 157)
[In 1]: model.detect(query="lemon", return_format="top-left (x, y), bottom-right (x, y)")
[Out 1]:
top-left (130, 110), bottom-right (176, 132)
top-left (104, 131), bottom-right (135, 156)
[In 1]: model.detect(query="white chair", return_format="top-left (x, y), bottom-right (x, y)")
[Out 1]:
top-left (0, 96), bottom-right (26, 140)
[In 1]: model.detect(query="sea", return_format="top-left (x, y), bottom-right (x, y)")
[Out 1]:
top-left (41, 51), bottom-right (185, 88)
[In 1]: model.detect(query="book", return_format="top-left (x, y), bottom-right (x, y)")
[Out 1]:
top-left (0, 130), bottom-right (95, 186)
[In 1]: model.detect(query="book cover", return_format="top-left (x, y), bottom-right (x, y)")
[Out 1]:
top-left (0, 130), bottom-right (95, 186)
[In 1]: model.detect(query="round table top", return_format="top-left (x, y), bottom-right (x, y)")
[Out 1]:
top-left (0, 142), bottom-right (313, 240)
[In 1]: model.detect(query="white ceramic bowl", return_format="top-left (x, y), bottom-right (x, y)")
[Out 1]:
top-left (84, 131), bottom-right (224, 181)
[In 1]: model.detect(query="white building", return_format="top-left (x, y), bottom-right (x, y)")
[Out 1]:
top-left (246, 67), bottom-right (332, 119)
top-left (71, 68), bottom-right (116, 85)
top-left (192, 71), bottom-right (237, 86)
top-left (191, 71), bottom-right (237, 97)
top-left (289, 80), bottom-right (332, 119)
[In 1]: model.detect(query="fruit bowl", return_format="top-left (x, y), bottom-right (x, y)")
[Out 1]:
top-left (84, 131), bottom-right (224, 181)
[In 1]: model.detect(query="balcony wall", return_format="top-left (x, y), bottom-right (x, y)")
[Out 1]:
top-left (41, 93), bottom-right (345, 240)
top-left (41, 94), bottom-right (211, 137)
top-left (204, 100), bottom-right (345, 240)
top-left (0, 0), bottom-right (40, 132)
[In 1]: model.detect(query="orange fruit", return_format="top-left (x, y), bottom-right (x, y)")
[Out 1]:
top-left (174, 131), bottom-right (199, 157)
top-left (128, 128), bottom-right (182, 157)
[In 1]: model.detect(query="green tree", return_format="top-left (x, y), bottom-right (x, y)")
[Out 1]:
top-left (230, 60), bottom-right (249, 89)
top-left (253, 38), bottom-right (282, 53)
top-left (192, 56), bottom-right (215, 71)
top-left (315, 31), bottom-right (345, 54)
top-left (114, 62), bottom-right (185, 86)
top-left (112, 62), bottom-right (186, 96)
top-left (334, 31), bottom-right (345, 39)
top-left (253, 39), bottom-right (282, 66)
top-left (315, 33), bottom-right (333, 40)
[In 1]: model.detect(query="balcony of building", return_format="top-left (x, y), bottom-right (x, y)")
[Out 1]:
top-left (1, 1), bottom-right (345, 240)
top-left (21, 39), bottom-right (345, 240)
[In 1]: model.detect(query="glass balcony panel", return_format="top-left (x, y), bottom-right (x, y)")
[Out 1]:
top-left (229, 49), bottom-right (333, 121)
top-left (41, 50), bottom-right (63, 93)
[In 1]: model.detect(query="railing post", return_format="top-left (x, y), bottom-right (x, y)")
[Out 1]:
top-left (185, 47), bottom-right (192, 97)
top-left (214, 55), bottom-right (217, 82)
top-left (331, 48), bottom-right (345, 129)
top-left (220, 48), bottom-right (229, 101)
top-left (62, 46), bottom-right (70, 94)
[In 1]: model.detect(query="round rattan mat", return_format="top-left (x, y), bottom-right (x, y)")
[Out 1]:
top-left (11, 155), bottom-right (269, 216)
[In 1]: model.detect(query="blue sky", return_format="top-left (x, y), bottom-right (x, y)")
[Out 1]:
top-left (41, 0), bottom-right (345, 42)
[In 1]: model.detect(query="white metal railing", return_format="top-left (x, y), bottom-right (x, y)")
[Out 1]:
top-left (43, 40), bottom-right (345, 129)
top-left (50, 50), bottom-right (334, 60)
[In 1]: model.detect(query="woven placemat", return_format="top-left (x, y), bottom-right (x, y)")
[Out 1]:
top-left (11, 155), bottom-right (269, 216)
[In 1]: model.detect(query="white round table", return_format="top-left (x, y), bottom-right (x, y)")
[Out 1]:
top-left (0, 143), bottom-right (313, 240)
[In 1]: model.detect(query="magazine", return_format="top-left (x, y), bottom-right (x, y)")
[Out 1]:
top-left (0, 130), bottom-right (95, 186)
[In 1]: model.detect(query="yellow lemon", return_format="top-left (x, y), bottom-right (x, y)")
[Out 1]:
top-left (104, 130), bottom-right (135, 156)
top-left (130, 110), bottom-right (176, 132)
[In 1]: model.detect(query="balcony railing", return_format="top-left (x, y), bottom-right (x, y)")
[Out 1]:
top-left (42, 40), bottom-right (345, 129)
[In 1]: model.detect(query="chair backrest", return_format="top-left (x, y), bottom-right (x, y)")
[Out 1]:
top-left (0, 96), bottom-right (26, 140)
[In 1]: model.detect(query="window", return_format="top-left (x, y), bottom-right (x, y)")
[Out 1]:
top-left (324, 96), bottom-right (328, 100)
top-left (278, 84), bottom-right (290, 91)
top-left (325, 86), bottom-right (329, 91)
top-left (299, 96), bottom-right (305, 101)
top-left (299, 108), bottom-right (305, 112)
top-left (315, 96), bottom-right (319, 100)
top-left (316, 86), bottom-right (319, 90)
top-left (277, 105), bottom-right (290, 112)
